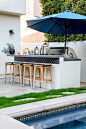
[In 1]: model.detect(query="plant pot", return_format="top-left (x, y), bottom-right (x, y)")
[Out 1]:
top-left (9, 49), bottom-right (15, 54)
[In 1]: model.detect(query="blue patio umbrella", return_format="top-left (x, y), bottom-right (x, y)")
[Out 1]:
top-left (26, 10), bottom-right (86, 53)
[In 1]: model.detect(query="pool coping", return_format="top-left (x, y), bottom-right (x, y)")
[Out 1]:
top-left (0, 93), bottom-right (86, 129)
top-left (0, 93), bottom-right (86, 118)
top-left (0, 114), bottom-right (33, 129)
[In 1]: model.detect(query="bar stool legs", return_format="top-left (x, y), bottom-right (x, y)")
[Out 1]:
top-left (50, 66), bottom-right (53, 89)
top-left (43, 66), bottom-right (53, 89)
top-left (34, 65), bottom-right (53, 91)
top-left (34, 65), bottom-right (43, 90)
top-left (39, 68), bottom-right (41, 88)
top-left (13, 64), bottom-right (22, 86)
top-left (5, 63), bottom-right (7, 84)
top-left (41, 66), bottom-right (44, 91)
top-left (32, 66), bottom-right (34, 87)
top-left (10, 64), bottom-right (12, 84)
top-left (5, 62), bottom-right (13, 84)
top-left (23, 64), bottom-right (32, 88)
top-left (34, 66), bottom-right (35, 89)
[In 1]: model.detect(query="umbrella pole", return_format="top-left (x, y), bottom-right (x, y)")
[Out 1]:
top-left (64, 33), bottom-right (67, 54)
top-left (64, 20), bottom-right (68, 54)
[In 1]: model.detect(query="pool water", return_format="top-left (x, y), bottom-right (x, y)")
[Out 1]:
top-left (49, 119), bottom-right (86, 129)
top-left (22, 107), bottom-right (86, 129)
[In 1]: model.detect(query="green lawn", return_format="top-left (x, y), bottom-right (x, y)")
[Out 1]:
top-left (0, 87), bottom-right (86, 109)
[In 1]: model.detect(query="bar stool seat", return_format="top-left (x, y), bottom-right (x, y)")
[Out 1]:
top-left (23, 63), bottom-right (33, 88)
top-left (5, 62), bottom-right (15, 84)
top-left (33, 64), bottom-right (53, 91)
top-left (6, 62), bottom-right (14, 65)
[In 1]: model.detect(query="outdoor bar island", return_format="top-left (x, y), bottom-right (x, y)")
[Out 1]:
top-left (14, 48), bottom-right (81, 89)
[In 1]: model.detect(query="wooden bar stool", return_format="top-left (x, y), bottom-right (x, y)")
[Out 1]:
top-left (13, 62), bottom-right (24, 86)
top-left (23, 64), bottom-right (33, 88)
top-left (5, 62), bottom-right (14, 84)
top-left (43, 64), bottom-right (53, 90)
top-left (33, 64), bottom-right (53, 91)
top-left (34, 64), bottom-right (43, 90)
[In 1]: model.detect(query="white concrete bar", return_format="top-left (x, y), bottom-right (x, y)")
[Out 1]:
top-left (14, 55), bottom-right (81, 89)
top-left (51, 57), bottom-right (81, 89)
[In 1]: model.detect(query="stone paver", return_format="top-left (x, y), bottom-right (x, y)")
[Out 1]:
top-left (62, 92), bottom-right (75, 94)
top-left (81, 90), bottom-right (86, 92)
top-left (80, 82), bottom-right (86, 87)
top-left (46, 95), bottom-right (61, 98)
top-left (14, 98), bottom-right (35, 102)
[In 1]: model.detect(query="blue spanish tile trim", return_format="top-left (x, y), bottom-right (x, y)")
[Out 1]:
top-left (15, 102), bottom-right (86, 122)
top-left (14, 56), bottom-right (60, 64)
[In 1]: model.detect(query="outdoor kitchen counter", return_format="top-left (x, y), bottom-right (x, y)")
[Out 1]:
top-left (14, 55), bottom-right (81, 89)
top-left (14, 55), bottom-right (81, 64)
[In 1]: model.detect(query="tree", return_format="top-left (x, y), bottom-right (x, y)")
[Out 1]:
top-left (39, 0), bottom-right (86, 42)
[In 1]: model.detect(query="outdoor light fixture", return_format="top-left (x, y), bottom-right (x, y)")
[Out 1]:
top-left (9, 30), bottom-right (14, 34)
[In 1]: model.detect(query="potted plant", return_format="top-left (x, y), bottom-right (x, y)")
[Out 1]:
top-left (2, 43), bottom-right (15, 55)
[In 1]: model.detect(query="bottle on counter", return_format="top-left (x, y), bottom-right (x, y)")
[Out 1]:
top-left (40, 43), bottom-right (48, 55)
top-left (30, 50), bottom-right (33, 55)
top-left (28, 50), bottom-right (30, 55)
top-left (34, 46), bottom-right (39, 55)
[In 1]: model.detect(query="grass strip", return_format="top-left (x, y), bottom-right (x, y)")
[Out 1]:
top-left (0, 87), bottom-right (86, 109)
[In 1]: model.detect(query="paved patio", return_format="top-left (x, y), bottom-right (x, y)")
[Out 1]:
top-left (80, 82), bottom-right (86, 87)
top-left (0, 76), bottom-right (86, 97)
top-left (0, 77), bottom-right (49, 97)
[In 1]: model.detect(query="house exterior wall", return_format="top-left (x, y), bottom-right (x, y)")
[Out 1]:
top-left (34, 0), bottom-right (42, 17)
top-left (0, 0), bottom-right (26, 75)
top-left (0, 14), bottom-right (20, 74)
top-left (21, 0), bottom-right (34, 32)
top-left (0, 0), bottom-right (26, 15)
top-left (20, 0), bottom-right (45, 43)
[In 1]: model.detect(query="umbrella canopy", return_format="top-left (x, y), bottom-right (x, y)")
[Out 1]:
top-left (26, 10), bottom-right (86, 53)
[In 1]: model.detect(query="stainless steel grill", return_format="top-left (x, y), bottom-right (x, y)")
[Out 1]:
top-left (47, 47), bottom-right (77, 58)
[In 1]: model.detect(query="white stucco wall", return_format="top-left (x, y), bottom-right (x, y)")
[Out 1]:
top-left (44, 60), bottom-right (80, 89)
top-left (0, 14), bottom-right (20, 74)
top-left (68, 41), bottom-right (86, 82)
top-left (60, 60), bottom-right (80, 88)
top-left (0, 0), bottom-right (26, 15)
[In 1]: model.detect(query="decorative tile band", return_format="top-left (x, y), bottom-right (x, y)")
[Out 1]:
top-left (14, 57), bottom-right (59, 64)
top-left (15, 102), bottom-right (86, 122)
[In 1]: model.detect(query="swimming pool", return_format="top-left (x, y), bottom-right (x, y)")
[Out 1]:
top-left (16, 103), bottom-right (86, 129)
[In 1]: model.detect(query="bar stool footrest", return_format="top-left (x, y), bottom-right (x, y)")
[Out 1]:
top-left (43, 79), bottom-right (52, 81)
